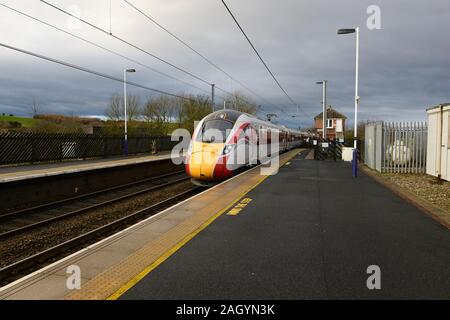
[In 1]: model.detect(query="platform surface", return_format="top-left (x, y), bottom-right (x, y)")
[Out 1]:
top-left (1, 149), bottom-right (449, 299)
top-left (0, 149), bottom-right (302, 300)
top-left (0, 152), bottom-right (174, 183)
top-left (122, 153), bottom-right (450, 300)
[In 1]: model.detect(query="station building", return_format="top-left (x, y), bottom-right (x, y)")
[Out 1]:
top-left (314, 106), bottom-right (347, 140)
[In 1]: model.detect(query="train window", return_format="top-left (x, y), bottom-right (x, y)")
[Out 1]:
top-left (196, 120), bottom-right (234, 143)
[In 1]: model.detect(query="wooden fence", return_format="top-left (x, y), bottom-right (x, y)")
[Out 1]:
top-left (0, 132), bottom-right (178, 165)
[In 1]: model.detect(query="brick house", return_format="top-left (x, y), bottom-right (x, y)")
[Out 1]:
top-left (314, 106), bottom-right (347, 140)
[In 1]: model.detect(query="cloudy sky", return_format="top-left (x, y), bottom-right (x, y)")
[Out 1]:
top-left (0, 0), bottom-right (449, 128)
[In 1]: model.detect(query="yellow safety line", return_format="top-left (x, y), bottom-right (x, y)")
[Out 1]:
top-left (107, 150), bottom-right (300, 300)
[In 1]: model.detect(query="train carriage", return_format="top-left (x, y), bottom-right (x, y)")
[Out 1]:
top-left (185, 110), bottom-right (303, 186)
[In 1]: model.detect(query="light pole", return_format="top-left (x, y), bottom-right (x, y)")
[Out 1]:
top-left (211, 84), bottom-right (215, 112)
top-left (223, 100), bottom-right (230, 110)
top-left (338, 27), bottom-right (359, 149)
top-left (123, 68), bottom-right (136, 156)
top-left (316, 80), bottom-right (327, 140)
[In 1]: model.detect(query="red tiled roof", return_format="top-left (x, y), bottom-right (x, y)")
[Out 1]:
top-left (314, 106), bottom-right (347, 120)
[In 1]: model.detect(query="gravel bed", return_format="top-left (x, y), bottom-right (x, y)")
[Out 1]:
top-left (0, 180), bottom-right (195, 269)
top-left (382, 173), bottom-right (450, 213)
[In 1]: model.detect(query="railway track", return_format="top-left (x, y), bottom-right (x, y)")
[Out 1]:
top-left (0, 171), bottom-right (202, 283)
top-left (0, 171), bottom-right (188, 239)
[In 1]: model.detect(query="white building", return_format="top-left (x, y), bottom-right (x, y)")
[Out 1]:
top-left (426, 103), bottom-right (450, 181)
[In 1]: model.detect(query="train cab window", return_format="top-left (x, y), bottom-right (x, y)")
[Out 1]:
top-left (196, 120), bottom-right (234, 143)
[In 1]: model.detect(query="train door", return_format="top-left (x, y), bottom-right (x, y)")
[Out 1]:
top-left (247, 125), bottom-right (258, 165)
top-left (257, 125), bottom-right (262, 164)
top-left (234, 125), bottom-right (249, 168)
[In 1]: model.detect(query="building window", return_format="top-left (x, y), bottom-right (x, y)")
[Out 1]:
top-left (326, 119), bottom-right (333, 128)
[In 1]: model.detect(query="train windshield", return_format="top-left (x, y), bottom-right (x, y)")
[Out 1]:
top-left (196, 120), bottom-right (234, 143)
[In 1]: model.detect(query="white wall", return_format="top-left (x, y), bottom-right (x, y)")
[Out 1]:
top-left (426, 105), bottom-right (450, 181)
top-left (336, 119), bottom-right (343, 132)
top-left (426, 112), bottom-right (438, 176)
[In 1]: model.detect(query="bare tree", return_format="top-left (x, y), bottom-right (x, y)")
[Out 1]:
top-left (31, 98), bottom-right (41, 117)
top-left (142, 96), bottom-right (182, 135)
top-left (106, 94), bottom-right (140, 121)
top-left (125, 94), bottom-right (141, 122)
top-left (226, 91), bottom-right (258, 115)
top-left (142, 96), bottom-right (178, 123)
top-left (106, 94), bottom-right (123, 121)
top-left (179, 94), bottom-right (212, 133)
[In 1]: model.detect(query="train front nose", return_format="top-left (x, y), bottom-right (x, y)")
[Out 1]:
top-left (186, 142), bottom-right (223, 181)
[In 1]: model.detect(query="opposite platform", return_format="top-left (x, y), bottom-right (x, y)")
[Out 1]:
top-left (0, 152), bottom-right (174, 183)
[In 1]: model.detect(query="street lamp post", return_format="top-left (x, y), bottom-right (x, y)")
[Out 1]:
top-left (211, 84), bottom-right (215, 112)
top-left (337, 27), bottom-right (360, 149)
top-left (316, 81), bottom-right (327, 140)
top-left (123, 68), bottom-right (136, 156)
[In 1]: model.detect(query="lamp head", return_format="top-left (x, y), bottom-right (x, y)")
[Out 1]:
top-left (337, 28), bottom-right (356, 35)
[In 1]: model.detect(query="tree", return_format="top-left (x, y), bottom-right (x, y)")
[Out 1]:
top-left (226, 91), bottom-right (258, 115)
top-left (31, 98), bottom-right (41, 117)
top-left (106, 94), bottom-right (122, 121)
top-left (142, 96), bottom-right (182, 135)
top-left (344, 120), bottom-right (370, 142)
top-left (106, 94), bottom-right (140, 122)
top-left (179, 94), bottom-right (212, 133)
top-left (142, 96), bottom-right (179, 123)
top-left (126, 94), bottom-right (141, 122)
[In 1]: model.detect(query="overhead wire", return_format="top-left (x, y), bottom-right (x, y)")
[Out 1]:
top-left (4, 1), bottom-right (305, 116)
top-left (122, 0), bottom-right (278, 111)
top-left (220, 0), bottom-right (306, 116)
top-left (40, 0), bottom-right (214, 87)
top-left (0, 3), bottom-right (225, 99)
top-left (0, 42), bottom-right (196, 100)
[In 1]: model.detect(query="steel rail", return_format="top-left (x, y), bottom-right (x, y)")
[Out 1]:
top-left (0, 187), bottom-right (200, 282)
top-left (0, 172), bottom-right (189, 239)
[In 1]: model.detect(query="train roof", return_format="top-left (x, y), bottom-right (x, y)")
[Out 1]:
top-left (203, 109), bottom-right (251, 123)
top-left (203, 109), bottom-right (301, 133)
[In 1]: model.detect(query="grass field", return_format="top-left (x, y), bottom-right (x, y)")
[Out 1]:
top-left (0, 115), bottom-right (41, 127)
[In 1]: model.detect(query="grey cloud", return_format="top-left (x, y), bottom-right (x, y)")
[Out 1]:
top-left (0, 0), bottom-right (448, 129)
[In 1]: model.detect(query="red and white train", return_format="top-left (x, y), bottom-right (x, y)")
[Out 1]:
top-left (185, 110), bottom-right (303, 186)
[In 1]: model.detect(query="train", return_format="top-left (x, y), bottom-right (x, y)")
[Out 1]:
top-left (185, 109), bottom-right (304, 186)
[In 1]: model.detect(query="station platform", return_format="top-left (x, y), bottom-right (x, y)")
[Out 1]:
top-left (0, 152), bottom-right (175, 183)
top-left (1, 148), bottom-right (449, 299)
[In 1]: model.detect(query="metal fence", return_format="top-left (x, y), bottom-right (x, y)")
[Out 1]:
top-left (0, 132), bottom-right (179, 165)
top-left (364, 121), bottom-right (427, 173)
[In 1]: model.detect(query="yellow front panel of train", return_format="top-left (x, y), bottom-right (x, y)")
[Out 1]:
top-left (189, 142), bottom-right (224, 180)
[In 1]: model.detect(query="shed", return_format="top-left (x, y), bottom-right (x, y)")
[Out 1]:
top-left (426, 103), bottom-right (450, 181)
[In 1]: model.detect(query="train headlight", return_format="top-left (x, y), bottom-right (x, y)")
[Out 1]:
top-left (222, 144), bottom-right (235, 155)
